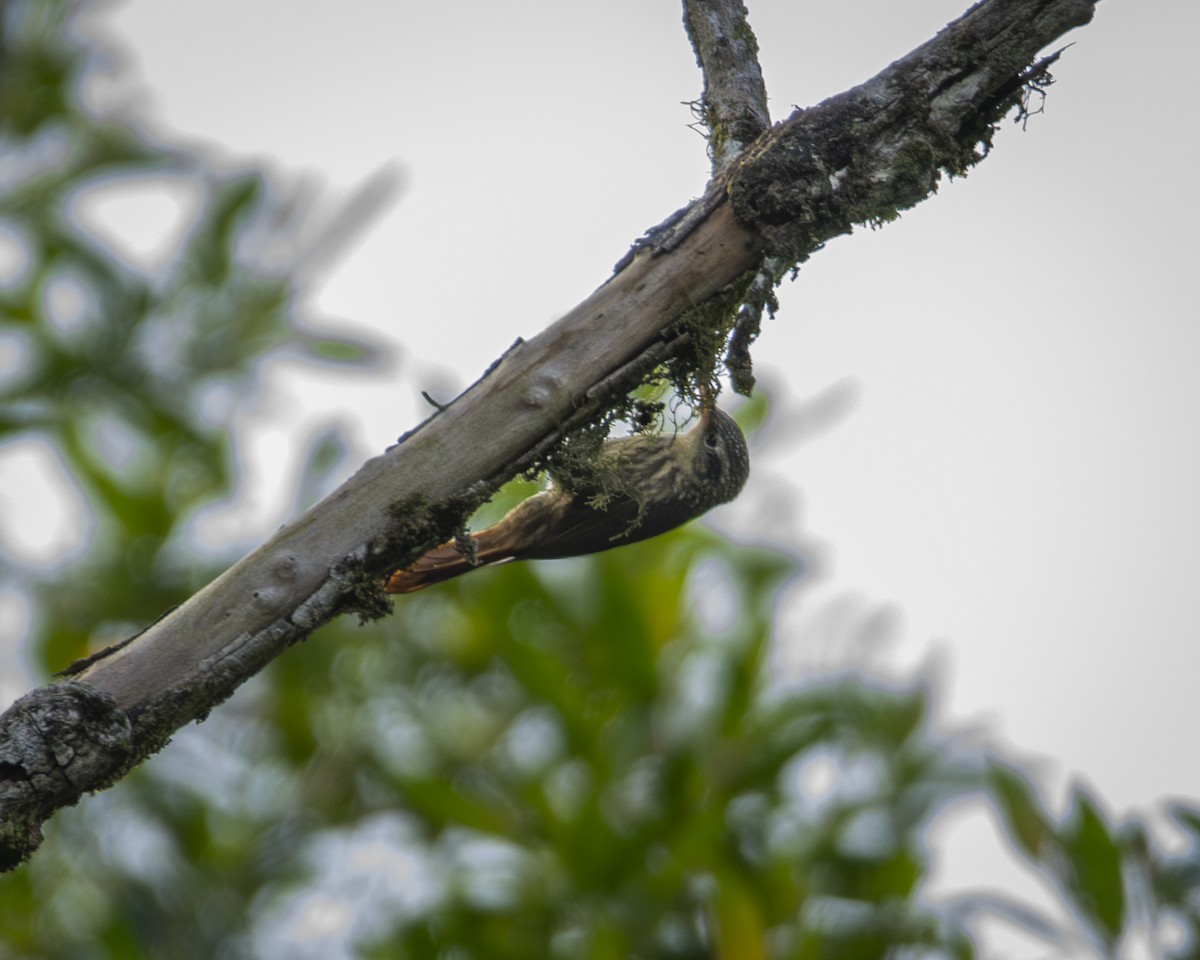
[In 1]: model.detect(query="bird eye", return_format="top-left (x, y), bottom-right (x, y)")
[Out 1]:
top-left (703, 430), bottom-right (720, 449)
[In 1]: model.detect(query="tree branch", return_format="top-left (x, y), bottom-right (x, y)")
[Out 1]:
top-left (0, 0), bottom-right (1098, 871)
top-left (682, 0), bottom-right (771, 175)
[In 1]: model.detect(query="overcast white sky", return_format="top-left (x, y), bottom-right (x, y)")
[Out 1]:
top-left (4, 1), bottom-right (1198, 950)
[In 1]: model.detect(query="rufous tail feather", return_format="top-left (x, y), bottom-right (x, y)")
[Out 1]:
top-left (384, 537), bottom-right (511, 594)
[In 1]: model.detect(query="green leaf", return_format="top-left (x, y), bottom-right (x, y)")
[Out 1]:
top-left (298, 334), bottom-right (377, 365)
top-left (290, 425), bottom-right (349, 511)
top-left (185, 175), bottom-right (262, 285)
top-left (1168, 802), bottom-right (1200, 839)
top-left (1060, 784), bottom-right (1126, 946)
top-left (986, 760), bottom-right (1051, 861)
top-left (732, 389), bottom-right (770, 434)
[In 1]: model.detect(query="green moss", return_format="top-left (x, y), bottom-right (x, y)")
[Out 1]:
top-left (525, 272), bottom-right (752, 513)
top-left (377, 489), bottom-right (489, 577)
top-left (664, 272), bottom-right (757, 403)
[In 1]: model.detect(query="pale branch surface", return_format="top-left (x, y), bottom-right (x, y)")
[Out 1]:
top-left (683, 0), bottom-right (771, 174)
top-left (0, 0), bottom-right (1098, 872)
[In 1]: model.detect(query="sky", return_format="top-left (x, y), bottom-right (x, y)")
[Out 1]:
top-left (3, 0), bottom-right (1197, 952)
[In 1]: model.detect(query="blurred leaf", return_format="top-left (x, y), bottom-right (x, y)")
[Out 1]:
top-left (290, 424), bottom-right (350, 512)
top-left (1153, 855), bottom-right (1200, 909)
top-left (712, 864), bottom-right (768, 960)
top-left (398, 778), bottom-right (519, 837)
top-left (987, 760), bottom-right (1051, 862)
top-left (732, 389), bottom-right (769, 434)
top-left (298, 334), bottom-right (377, 365)
top-left (1169, 802), bottom-right (1200, 839)
top-left (1060, 784), bottom-right (1125, 946)
top-left (182, 174), bottom-right (261, 286)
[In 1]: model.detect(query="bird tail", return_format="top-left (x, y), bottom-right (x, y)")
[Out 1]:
top-left (383, 541), bottom-right (482, 594)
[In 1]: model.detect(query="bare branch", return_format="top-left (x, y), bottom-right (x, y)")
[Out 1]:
top-left (683, 0), bottom-right (771, 175)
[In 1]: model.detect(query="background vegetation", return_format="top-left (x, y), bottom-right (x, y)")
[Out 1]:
top-left (2, 3), bottom-right (1198, 957)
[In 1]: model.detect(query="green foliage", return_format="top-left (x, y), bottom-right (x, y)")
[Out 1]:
top-left (14, 500), bottom-right (1193, 957)
top-left (0, 0), bottom-right (370, 672)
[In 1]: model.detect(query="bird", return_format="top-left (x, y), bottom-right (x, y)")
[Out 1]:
top-left (384, 404), bottom-right (749, 594)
